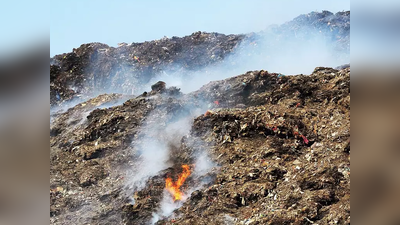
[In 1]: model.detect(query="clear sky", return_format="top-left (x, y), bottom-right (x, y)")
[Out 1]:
top-left (50, 0), bottom-right (349, 56)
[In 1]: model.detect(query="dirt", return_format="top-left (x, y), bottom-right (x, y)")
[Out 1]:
top-left (50, 10), bottom-right (350, 225)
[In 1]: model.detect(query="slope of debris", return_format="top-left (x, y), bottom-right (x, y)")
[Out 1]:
top-left (162, 67), bottom-right (350, 225)
top-left (50, 66), bottom-right (350, 224)
top-left (50, 10), bottom-right (350, 106)
top-left (50, 32), bottom-right (245, 106)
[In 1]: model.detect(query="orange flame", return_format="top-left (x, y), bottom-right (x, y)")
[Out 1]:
top-left (165, 164), bottom-right (191, 201)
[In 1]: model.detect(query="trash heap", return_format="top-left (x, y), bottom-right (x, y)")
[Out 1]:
top-left (161, 67), bottom-right (350, 225)
top-left (50, 9), bottom-right (350, 225)
top-left (50, 32), bottom-right (245, 106)
top-left (50, 65), bottom-right (350, 224)
top-left (50, 10), bottom-right (350, 106)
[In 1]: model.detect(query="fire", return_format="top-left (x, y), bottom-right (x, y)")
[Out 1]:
top-left (165, 164), bottom-right (191, 201)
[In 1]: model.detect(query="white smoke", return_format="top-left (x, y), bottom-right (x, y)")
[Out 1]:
top-left (194, 151), bottom-right (215, 175)
top-left (151, 190), bottom-right (185, 225)
top-left (141, 23), bottom-right (349, 94)
top-left (151, 139), bottom-right (216, 224)
top-left (124, 107), bottom-right (173, 195)
top-left (120, 92), bottom-right (217, 224)
top-left (124, 95), bottom-right (208, 190)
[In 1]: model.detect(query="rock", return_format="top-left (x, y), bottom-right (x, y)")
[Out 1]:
top-left (151, 81), bottom-right (166, 93)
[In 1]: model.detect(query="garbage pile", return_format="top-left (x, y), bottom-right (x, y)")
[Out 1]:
top-left (50, 10), bottom-right (350, 106)
top-left (50, 32), bottom-right (245, 106)
top-left (50, 10), bottom-right (350, 225)
top-left (162, 68), bottom-right (350, 225)
top-left (50, 65), bottom-right (350, 224)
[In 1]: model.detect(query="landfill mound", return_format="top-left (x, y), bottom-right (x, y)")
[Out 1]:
top-left (51, 10), bottom-right (350, 225)
top-left (50, 10), bottom-right (350, 106)
top-left (50, 66), bottom-right (350, 224)
top-left (50, 32), bottom-right (245, 106)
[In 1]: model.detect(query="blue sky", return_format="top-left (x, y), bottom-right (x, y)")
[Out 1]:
top-left (50, 0), bottom-right (349, 56)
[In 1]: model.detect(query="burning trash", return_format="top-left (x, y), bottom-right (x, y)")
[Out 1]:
top-left (165, 165), bottom-right (191, 201)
